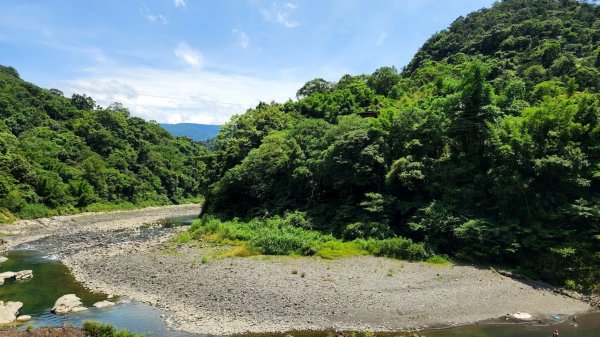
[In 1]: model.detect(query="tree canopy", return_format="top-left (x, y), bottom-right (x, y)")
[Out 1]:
top-left (0, 66), bottom-right (209, 219)
top-left (203, 0), bottom-right (600, 290)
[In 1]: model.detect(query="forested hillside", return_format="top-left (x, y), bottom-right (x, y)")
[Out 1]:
top-left (0, 66), bottom-right (208, 220)
top-left (202, 0), bottom-right (600, 289)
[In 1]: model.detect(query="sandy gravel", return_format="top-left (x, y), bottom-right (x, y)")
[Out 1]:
top-left (64, 241), bottom-right (592, 335)
top-left (0, 204), bottom-right (201, 252)
top-left (0, 205), bottom-right (593, 335)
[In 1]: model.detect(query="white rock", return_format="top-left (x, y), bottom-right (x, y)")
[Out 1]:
top-left (15, 270), bottom-right (33, 281)
top-left (93, 300), bottom-right (115, 308)
top-left (0, 301), bottom-right (23, 324)
top-left (16, 315), bottom-right (31, 322)
top-left (0, 257), bottom-right (7, 264)
top-left (0, 272), bottom-right (16, 280)
top-left (513, 312), bottom-right (533, 320)
top-left (51, 294), bottom-right (87, 314)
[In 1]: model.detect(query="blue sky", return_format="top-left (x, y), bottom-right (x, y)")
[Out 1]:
top-left (1, 0), bottom-right (496, 124)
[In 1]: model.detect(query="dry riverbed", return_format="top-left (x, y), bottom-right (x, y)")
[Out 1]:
top-left (0, 205), bottom-right (594, 335)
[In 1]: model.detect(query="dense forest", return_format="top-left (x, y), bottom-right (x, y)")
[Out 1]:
top-left (0, 65), bottom-right (209, 221)
top-left (1, 0), bottom-right (598, 291)
top-left (200, 0), bottom-right (600, 289)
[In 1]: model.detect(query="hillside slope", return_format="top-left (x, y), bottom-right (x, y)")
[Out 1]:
top-left (0, 66), bottom-right (209, 220)
top-left (201, 0), bottom-right (599, 289)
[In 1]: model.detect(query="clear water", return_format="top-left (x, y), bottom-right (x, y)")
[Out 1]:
top-left (1, 214), bottom-right (598, 337)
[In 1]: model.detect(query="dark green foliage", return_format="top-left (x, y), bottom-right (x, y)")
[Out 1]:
top-left (203, 0), bottom-right (600, 289)
top-left (82, 321), bottom-right (144, 337)
top-left (187, 214), bottom-right (430, 261)
top-left (0, 67), bottom-right (208, 219)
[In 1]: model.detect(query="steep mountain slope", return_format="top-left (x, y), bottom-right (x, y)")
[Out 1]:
top-left (160, 123), bottom-right (221, 142)
top-left (0, 66), bottom-right (209, 220)
top-left (202, 0), bottom-right (600, 288)
top-left (405, 0), bottom-right (600, 91)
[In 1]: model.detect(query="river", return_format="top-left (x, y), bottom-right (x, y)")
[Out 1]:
top-left (0, 215), bottom-right (598, 337)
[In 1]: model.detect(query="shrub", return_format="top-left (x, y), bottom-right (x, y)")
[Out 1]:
top-left (82, 321), bottom-right (144, 337)
top-left (316, 241), bottom-right (365, 259)
top-left (359, 237), bottom-right (430, 261)
top-left (188, 215), bottom-right (430, 262)
top-left (249, 229), bottom-right (316, 255)
top-left (18, 203), bottom-right (50, 219)
top-left (343, 221), bottom-right (393, 240)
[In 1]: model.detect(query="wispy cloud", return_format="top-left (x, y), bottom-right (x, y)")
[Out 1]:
top-left (140, 3), bottom-right (167, 25)
top-left (375, 33), bottom-right (387, 47)
top-left (174, 42), bottom-right (203, 67)
top-left (261, 3), bottom-right (299, 28)
top-left (174, 0), bottom-right (186, 8)
top-left (60, 66), bottom-right (303, 124)
top-left (232, 29), bottom-right (250, 49)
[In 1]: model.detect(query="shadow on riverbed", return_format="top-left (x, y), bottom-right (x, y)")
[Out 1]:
top-left (235, 311), bottom-right (599, 337)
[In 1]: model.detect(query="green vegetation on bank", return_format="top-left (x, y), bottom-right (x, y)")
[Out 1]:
top-left (0, 66), bottom-right (209, 222)
top-left (180, 213), bottom-right (431, 261)
top-left (198, 0), bottom-right (600, 290)
top-left (82, 321), bottom-right (144, 337)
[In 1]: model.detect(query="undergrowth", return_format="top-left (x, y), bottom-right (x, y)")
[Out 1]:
top-left (82, 321), bottom-right (144, 337)
top-left (179, 214), bottom-right (435, 262)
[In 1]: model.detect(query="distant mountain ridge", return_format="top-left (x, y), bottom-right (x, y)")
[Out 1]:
top-left (160, 123), bottom-right (221, 141)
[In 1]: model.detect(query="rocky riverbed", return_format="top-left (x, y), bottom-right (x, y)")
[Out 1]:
top-left (64, 241), bottom-right (592, 335)
top-left (0, 205), bottom-right (594, 335)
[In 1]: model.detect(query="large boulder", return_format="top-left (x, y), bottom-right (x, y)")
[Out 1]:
top-left (93, 300), bottom-right (115, 308)
top-left (0, 301), bottom-right (23, 324)
top-left (0, 272), bottom-right (15, 279)
top-left (0, 272), bottom-right (15, 286)
top-left (16, 315), bottom-right (31, 322)
top-left (14, 270), bottom-right (33, 281)
top-left (51, 294), bottom-right (87, 314)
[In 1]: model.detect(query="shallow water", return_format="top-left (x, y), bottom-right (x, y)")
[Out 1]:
top-left (1, 214), bottom-right (598, 337)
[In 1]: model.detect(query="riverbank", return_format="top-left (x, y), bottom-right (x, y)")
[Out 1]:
top-left (0, 204), bottom-right (201, 253)
top-left (0, 206), bottom-right (593, 336)
top-left (64, 239), bottom-right (592, 335)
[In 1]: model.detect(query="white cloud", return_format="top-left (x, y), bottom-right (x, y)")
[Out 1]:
top-left (140, 4), bottom-right (167, 25)
top-left (232, 29), bottom-right (250, 49)
top-left (375, 33), bottom-right (387, 47)
top-left (261, 3), bottom-right (299, 28)
top-left (60, 66), bottom-right (303, 125)
top-left (174, 0), bottom-right (186, 8)
top-left (276, 13), bottom-right (299, 28)
top-left (174, 42), bottom-right (203, 67)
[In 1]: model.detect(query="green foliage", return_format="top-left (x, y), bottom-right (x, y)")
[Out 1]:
top-left (82, 321), bottom-right (144, 337)
top-left (0, 67), bottom-right (208, 219)
top-left (19, 204), bottom-right (50, 219)
top-left (202, 0), bottom-right (600, 289)
top-left (188, 215), bottom-right (429, 262)
top-left (357, 238), bottom-right (430, 261)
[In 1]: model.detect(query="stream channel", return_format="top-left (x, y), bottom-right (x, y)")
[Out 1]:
top-left (0, 215), bottom-right (598, 337)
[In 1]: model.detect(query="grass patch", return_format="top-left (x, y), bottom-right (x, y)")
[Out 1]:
top-left (426, 255), bottom-right (451, 265)
top-left (172, 232), bottom-right (191, 244)
top-left (216, 246), bottom-right (257, 258)
top-left (316, 241), bottom-right (366, 259)
top-left (82, 321), bottom-right (144, 337)
top-left (188, 215), bottom-right (431, 262)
